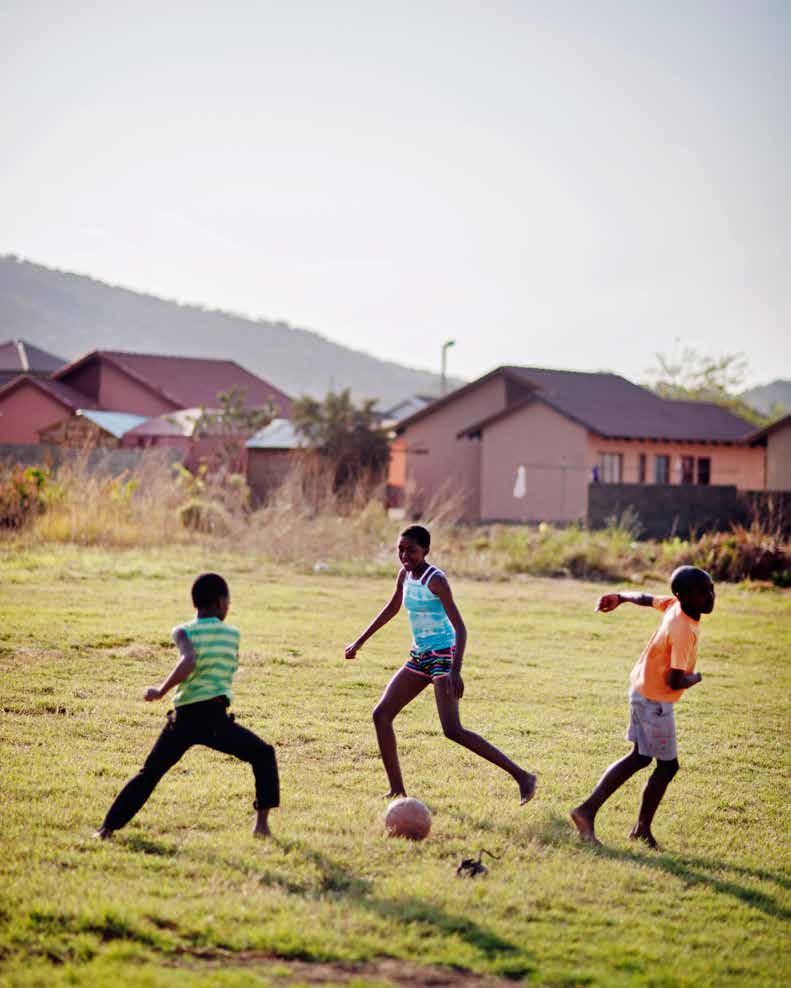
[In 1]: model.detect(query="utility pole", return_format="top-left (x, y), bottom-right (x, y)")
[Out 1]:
top-left (441, 339), bottom-right (456, 396)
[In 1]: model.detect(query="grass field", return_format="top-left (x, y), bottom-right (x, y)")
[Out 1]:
top-left (1, 545), bottom-right (789, 987)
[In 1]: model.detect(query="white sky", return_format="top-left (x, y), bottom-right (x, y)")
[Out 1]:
top-left (2, 1), bottom-right (789, 386)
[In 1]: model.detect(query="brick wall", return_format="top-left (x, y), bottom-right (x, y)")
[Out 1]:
top-left (588, 484), bottom-right (791, 539)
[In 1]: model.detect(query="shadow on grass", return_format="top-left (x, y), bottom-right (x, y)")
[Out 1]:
top-left (119, 834), bottom-right (179, 856)
top-left (533, 813), bottom-right (791, 920)
top-left (257, 839), bottom-right (533, 977)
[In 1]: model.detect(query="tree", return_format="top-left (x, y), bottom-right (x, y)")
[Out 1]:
top-left (646, 349), bottom-right (768, 426)
top-left (293, 389), bottom-right (390, 492)
top-left (191, 386), bottom-right (277, 473)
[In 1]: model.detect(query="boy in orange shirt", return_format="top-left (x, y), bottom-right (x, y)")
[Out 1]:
top-left (571, 566), bottom-right (715, 848)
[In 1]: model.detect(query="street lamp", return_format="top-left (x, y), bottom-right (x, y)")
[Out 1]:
top-left (441, 339), bottom-right (456, 396)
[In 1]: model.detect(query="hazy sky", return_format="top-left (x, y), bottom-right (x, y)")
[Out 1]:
top-left (2, 1), bottom-right (789, 385)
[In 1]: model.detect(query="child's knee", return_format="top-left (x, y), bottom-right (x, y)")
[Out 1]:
top-left (372, 704), bottom-right (390, 727)
top-left (657, 758), bottom-right (679, 780)
top-left (442, 722), bottom-right (464, 743)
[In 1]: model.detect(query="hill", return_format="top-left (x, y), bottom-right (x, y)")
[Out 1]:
top-left (742, 380), bottom-right (791, 417)
top-left (0, 255), bottom-right (461, 406)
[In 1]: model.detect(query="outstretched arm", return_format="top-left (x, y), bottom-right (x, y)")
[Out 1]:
top-left (345, 571), bottom-right (405, 659)
top-left (144, 628), bottom-right (197, 701)
top-left (430, 574), bottom-right (467, 699)
top-left (596, 591), bottom-right (654, 613)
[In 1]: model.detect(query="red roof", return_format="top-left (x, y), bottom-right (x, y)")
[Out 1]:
top-left (54, 350), bottom-right (293, 416)
top-left (0, 339), bottom-right (65, 374)
top-left (0, 374), bottom-right (95, 411)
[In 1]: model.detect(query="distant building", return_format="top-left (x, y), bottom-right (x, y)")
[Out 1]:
top-left (0, 339), bottom-right (64, 387)
top-left (245, 418), bottom-right (303, 502)
top-left (38, 410), bottom-right (147, 448)
top-left (391, 365), bottom-right (765, 523)
top-left (749, 413), bottom-right (791, 491)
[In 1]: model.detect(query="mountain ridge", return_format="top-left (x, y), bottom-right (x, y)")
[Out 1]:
top-left (0, 255), bottom-right (462, 406)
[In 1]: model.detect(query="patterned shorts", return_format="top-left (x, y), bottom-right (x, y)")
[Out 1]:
top-left (405, 646), bottom-right (455, 680)
top-left (626, 691), bottom-right (678, 761)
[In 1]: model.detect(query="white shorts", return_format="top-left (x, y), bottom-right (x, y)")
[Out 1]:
top-left (626, 691), bottom-right (678, 761)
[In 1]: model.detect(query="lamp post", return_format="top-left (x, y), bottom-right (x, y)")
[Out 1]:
top-left (440, 339), bottom-right (456, 396)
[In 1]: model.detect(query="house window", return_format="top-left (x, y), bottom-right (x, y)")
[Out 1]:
top-left (599, 452), bottom-right (623, 484)
top-left (697, 457), bottom-right (711, 485)
top-left (681, 456), bottom-right (695, 484)
top-left (637, 453), bottom-right (646, 484)
top-left (655, 455), bottom-right (670, 484)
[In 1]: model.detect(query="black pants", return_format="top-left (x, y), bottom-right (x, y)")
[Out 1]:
top-left (102, 697), bottom-right (279, 831)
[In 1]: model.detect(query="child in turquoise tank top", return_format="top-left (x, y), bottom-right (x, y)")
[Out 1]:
top-left (345, 526), bottom-right (537, 804)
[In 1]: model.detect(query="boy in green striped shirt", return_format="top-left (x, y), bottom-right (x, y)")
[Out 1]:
top-left (95, 573), bottom-right (279, 838)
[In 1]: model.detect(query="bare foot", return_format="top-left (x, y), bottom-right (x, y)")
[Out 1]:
top-left (570, 806), bottom-right (601, 845)
top-left (629, 825), bottom-right (659, 849)
top-left (253, 808), bottom-right (272, 838)
top-left (386, 790), bottom-right (407, 799)
top-left (92, 827), bottom-right (113, 840)
top-left (517, 771), bottom-right (537, 805)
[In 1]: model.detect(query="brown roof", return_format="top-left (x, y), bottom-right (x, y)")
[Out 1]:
top-left (0, 339), bottom-right (65, 384)
top-left (54, 350), bottom-right (293, 416)
top-left (395, 364), bottom-right (753, 443)
top-left (747, 412), bottom-right (791, 444)
top-left (0, 373), bottom-right (95, 411)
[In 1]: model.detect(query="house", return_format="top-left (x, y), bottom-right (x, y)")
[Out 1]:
top-left (39, 410), bottom-right (147, 448)
top-left (245, 419), bottom-right (303, 502)
top-left (0, 349), bottom-right (293, 446)
top-left (749, 413), bottom-right (791, 491)
top-left (391, 366), bottom-right (763, 523)
top-left (0, 340), bottom-right (64, 387)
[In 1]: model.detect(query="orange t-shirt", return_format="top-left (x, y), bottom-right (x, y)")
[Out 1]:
top-left (629, 596), bottom-right (700, 703)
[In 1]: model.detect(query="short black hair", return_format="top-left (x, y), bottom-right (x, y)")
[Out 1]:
top-left (400, 525), bottom-right (430, 551)
top-left (670, 566), bottom-right (712, 599)
top-left (191, 572), bottom-right (229, 609)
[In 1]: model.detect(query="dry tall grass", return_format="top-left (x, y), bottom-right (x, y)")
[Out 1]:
top-left (2, 451), bottom-right (788, 584)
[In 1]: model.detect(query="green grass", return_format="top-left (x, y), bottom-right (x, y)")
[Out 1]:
top-left (0, 545), bottom-right (789, 987)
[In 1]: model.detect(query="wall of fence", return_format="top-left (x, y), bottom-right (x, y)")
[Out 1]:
top-left (588, 484), bottom-right (791, 539)
top-left (0, 444), bottom-right (182, 472)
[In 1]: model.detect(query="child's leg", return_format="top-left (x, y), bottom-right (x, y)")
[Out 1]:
top-left (571, 744), bottom-right (652, 843)
top-left (629, 757), bottom-right (679, 848)
top-left (203, 713), bottom-right (280, 836)
top-left (432, 679), bottom-right (536, 804)
top-left (98, 715), bottom-right (192, 834)
top-left (373, 667), bottom-right (429, 797)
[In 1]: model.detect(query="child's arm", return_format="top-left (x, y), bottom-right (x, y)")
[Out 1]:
top-left (596, 592), bottom-right (654, 612)
top-left (143, 628), bottom-right (197, 701)
top-left (345, 571), bottom-right (406, 660)
top-left (429, 574), bottom-right (467, 699)
top-left (668, 669), bottom-right (702, 690)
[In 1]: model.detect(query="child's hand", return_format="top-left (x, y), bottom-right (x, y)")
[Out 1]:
top-left (445, 670), bottom-right (464, 699)
top-left (344, 643), bottom-right (359, 661)
top-left (596, 593), bottom-right (621, 613)
top-left (143, 686), bottom-right (163, 702)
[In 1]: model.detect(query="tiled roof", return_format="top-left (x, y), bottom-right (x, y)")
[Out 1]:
top-left (502, 368), bottom-right (756, 442)
top-left (0, 374), bottom-right (95, 410)
top-left (399, 365), bottom-right (755, 443)
top-left (55, 350), bottom-right (293, 416)
top-left (0, 339), bottom-right (65, 374)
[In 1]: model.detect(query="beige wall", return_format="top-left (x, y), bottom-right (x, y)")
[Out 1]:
top-left (479, 401), bottom-right (589, 522)
top-left (588, 437), bottom-right (764, 490)
top-left (400, 375), bottom-right (507, 521)
top-left (766, 424), bottom-right (791, 490)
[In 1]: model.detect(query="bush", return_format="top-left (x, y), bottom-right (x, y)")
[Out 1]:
top-left (0, 465), bottom-right (50, 528)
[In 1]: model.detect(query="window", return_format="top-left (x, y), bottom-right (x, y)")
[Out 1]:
top-left (681, 456), bottom-right (695, 484)
top-left (654, 455), bottom-right (670, 484)
top-left (697, 457), bottom-right (711, 485)
top-left (637, 453), bottom-right (646, 484)
top-left (599, 452), bottom-right (623, 483)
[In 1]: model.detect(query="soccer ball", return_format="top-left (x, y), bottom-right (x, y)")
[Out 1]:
top-left (384, 797), bottom-right (432, 840)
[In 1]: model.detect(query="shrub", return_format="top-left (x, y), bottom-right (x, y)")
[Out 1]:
top-left (0, 465), bottom-right (50, 528)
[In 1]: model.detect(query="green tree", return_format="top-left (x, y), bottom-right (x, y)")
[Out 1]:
top-left (647, 349), bottom-right (768, 426)
top-left (192, 386), bottom-right (277, 472)
top-left (293, 389), bottom-right (390, 492)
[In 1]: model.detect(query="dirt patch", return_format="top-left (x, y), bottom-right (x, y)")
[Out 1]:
top-left (172, 949), bottom-right (521, 986)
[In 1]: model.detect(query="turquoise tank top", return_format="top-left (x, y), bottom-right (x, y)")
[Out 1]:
top-left (403, 565), bottom-right (455, 652)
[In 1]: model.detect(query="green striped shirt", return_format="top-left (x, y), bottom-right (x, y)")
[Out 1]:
top-left (173, 617), bottom-right (240, 708)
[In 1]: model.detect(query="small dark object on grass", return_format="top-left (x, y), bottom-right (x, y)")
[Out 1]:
top-left (456, 848), bottom-right (501, 878)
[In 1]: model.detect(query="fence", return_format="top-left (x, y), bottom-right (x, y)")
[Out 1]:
top-left (588, 484), bottom-right (791, 539)
top-left (0, 444), bottom-right (182, 472)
